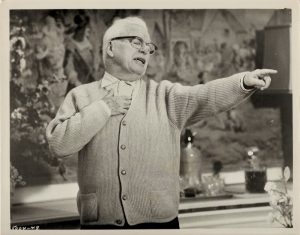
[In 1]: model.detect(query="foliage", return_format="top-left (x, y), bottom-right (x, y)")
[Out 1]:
top-left (264, 166), bottom-right (293, 228)
top-left (10, 163), bottom-right (26, 197)
top-left (10, 14), bottom-right (66, 188)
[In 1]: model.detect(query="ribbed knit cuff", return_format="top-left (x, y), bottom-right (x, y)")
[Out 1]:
top-left (240, 72), bottom-right (255, 92)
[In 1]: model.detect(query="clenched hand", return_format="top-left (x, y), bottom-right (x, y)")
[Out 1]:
top-left (102, 89), bottom-right (132, 116)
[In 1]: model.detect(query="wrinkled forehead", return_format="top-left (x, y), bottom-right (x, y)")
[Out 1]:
top-left (109, 22), bottom-right (151, 42)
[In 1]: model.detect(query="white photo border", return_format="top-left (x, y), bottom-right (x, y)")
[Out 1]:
top-left (1, 0), bottom-right (300, 235)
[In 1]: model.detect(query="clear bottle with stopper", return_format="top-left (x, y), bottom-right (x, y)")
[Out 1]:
top-left (179, 129), bottom-right (203, 197)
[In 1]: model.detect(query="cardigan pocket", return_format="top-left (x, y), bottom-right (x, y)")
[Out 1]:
top-left (150, 190), bottom-right (177, 219)
top-left (78, 192), bottom-right (98, 223)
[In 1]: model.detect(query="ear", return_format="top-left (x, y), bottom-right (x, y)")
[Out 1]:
top-left (106, 42), bottom-right (114, 58)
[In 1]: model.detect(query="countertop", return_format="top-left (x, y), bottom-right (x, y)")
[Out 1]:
top-left (10, 183), bottom-right (275, 229)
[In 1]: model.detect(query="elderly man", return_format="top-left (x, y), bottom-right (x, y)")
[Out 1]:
top-left (46, 17), bottom-right (276, 229)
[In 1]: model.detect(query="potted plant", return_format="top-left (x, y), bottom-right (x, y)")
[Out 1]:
top-left (264, 166), bottom-right (293, 228)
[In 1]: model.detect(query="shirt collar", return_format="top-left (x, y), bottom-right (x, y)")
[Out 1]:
top-left (101, 72), bottom-right (140, 88)
top-left (101, 72), bottom-right (120, 88)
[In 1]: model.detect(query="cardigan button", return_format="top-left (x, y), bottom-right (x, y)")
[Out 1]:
top-left (122, 120), bottom-right (127, 126)
top-left (116, 219), bottom-right (122, 225)
top-left (121, 170), bottom-right (126, 175)
top-left (122, 195), bottom-right (127, 200)
top-left (120, 144), bottom-right (126, 150)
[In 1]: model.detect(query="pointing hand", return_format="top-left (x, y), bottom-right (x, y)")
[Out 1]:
top-left (243, 69), bottom-right (278, 90)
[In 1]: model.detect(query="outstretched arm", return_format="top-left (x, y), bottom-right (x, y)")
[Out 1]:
top-left (166, 69), bottom-right (277, 129)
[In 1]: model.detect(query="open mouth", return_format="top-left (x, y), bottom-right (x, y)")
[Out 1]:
top-left (133, 57), bottom-right (146, 65)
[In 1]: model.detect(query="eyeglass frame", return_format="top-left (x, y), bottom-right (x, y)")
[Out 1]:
top-left (110, 36), bottom-right (158, 55)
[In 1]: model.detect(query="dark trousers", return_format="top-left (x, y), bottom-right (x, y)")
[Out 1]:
top-left (80, 217), bottom-right (180, 229)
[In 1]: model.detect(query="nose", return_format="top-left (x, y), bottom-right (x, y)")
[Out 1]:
top-left (139, 45), bottom-right (148, 54)
top-left (139, 41), bottom-right (152, 55)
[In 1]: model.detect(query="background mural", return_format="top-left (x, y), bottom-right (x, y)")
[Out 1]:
top-left (10, 9), bottom-right (290, 189)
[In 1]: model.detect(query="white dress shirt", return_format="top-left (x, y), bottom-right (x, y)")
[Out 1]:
top-left (99, 72), bottom-right (141, 116)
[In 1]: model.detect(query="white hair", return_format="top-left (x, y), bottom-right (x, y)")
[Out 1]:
top-left (102, 17), bottom-right (150, 66)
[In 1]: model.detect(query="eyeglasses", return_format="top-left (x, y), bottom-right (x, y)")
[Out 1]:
top-left (110, 36), bottom-right (158, 55)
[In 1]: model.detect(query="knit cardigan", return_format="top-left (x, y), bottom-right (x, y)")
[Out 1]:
top-left (46, 72), bottom-right (252, 226)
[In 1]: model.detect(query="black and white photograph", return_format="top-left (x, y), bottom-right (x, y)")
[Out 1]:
top-left (1, 0), bottom-right (299, 234)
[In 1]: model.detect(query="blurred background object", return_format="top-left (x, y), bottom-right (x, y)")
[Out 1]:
top-left (180, 129), bottom-right (203, 197)
top-left (244, 146), bottom-right (267, 193)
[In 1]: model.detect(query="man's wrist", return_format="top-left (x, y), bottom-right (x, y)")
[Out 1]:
top-left (240, 73), bottom-right (255, 91)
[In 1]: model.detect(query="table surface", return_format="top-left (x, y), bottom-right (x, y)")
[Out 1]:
top-left (10, 183), bottom-right (273, 226)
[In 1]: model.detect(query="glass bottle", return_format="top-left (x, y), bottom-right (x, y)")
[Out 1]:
top-left (245, 146), bottom-right (267, 193)
top-left (180, 129), bottom-right (203, 195)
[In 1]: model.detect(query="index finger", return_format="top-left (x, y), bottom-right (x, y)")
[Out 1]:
top-left (257, 69), bottom-right (278, 75)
